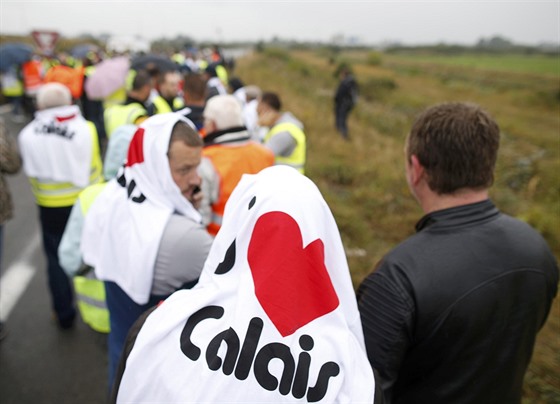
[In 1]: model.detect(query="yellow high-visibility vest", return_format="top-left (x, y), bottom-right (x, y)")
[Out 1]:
top-left (73, 182), bottom-right (110, 333)
top-left (104, 102), bottom-right (147, 138)
top-left (264, 122), bottom-right (306, 174)
top-left (151, 95), bottom-right (184, 115)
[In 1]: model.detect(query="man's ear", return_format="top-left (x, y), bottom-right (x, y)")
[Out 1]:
top-left (409, 154), bottom-right (425, 186)
top-left (206, 119), bottom-right (217, 134)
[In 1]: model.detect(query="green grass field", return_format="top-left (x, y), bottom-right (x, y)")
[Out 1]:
top-left (235, 48), bottom-right (559, 403)
top-left (385, 52), bottom-right (560, 76)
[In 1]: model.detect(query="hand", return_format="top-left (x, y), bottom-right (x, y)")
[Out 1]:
top-left (190, 186), bottom-right (203, 210)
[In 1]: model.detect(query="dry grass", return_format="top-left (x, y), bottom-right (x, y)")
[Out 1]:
top-left (234, 48), bottom-right (560, 402)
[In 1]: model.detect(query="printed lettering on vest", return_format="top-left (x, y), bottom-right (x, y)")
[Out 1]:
top-left (34, 121), bottom-right (75, 139)
top-left (179, 204), bottom-right (342, 401)
top-left (116, 173), bottom-right (146, 204)
top-left (180, 307), bottom-right (340, 402)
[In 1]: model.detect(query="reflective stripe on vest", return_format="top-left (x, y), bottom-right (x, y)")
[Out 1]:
top-left (104, 103), bottom-right (147, 138)
top-left (264, 122), bottom-right (306, 174)
top-left (203, 142), bottom-right (274, 236)
top-left (30, 122), bottom-right (103, 207)
top-left (1, 76), bottom-right (24, 97)
top-left (73, 274), bottom-right (110, 333)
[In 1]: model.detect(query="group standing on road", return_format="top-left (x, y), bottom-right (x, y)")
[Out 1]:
top-left (0, 43), bottom-right (557, 404)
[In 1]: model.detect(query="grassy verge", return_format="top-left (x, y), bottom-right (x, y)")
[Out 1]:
top-left (234, 48), bottom-right (559, 402)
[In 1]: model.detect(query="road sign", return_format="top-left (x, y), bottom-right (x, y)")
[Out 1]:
top-left (31, 30), bottom-right (60, 55)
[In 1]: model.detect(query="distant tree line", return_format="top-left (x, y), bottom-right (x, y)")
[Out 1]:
top-left (384, 35), bottom-right (559, 56)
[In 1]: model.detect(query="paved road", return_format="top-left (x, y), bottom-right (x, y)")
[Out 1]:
top-left (0, 108), bottom-right (108, 403)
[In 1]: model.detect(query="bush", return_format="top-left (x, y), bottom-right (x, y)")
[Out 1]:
top-left (359, 77), bottom-right (398, 102)
top-left (366, 51), bottom-right (383, 66)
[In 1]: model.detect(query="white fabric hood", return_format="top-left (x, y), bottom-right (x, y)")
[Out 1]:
top-left (116, 165), bottom-right (376, 402)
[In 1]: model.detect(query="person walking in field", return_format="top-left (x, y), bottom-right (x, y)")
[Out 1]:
top-left (334, 65), bottom-right (358, 140)
top-left (357, 102), bottom-right (558, 404)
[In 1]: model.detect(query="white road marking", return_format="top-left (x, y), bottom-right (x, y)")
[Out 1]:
top-left (0, 232), bottom-right (41, 321)
top-left (0, 104), bottom-right (13, 114)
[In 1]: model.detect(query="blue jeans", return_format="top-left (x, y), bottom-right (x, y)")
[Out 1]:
top-left (104, 281), bottom-right (167, 392)
top-left (38, 206), bottom-right (76, 324)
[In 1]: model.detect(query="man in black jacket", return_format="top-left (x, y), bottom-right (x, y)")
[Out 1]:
top-left (334, 66), bottom-right (358, 140)
top-left (357, 102), bottom-right (558, 404)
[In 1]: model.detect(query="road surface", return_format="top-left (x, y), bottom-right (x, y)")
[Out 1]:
top-left (0, 106), bottom-right (108, 404)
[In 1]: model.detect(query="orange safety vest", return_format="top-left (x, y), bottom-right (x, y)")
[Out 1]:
top-left (44, 65), bottom-right (85, 99)
top-left (203, 142), bottom-right (274, 236)
top-left (22, 60), bottom-right (43, 94)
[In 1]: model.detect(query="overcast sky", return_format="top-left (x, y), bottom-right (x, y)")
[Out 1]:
top-left (1, 1), bottom-right (559, 46)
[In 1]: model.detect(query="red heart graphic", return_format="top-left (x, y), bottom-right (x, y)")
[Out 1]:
top-left (126, 127), bottom-right (145, 167)
top-left (248, 211), bottom-right (339, 337)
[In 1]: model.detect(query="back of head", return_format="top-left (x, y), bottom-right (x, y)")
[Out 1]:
top-left (183, 73), bottom-right (207, 102)
top-left (36, 83), bottom-right (72, 110)
top-left (244, 85), bottom-right (262, 102)
top-left (204, 64), bottom-right (217, 78)
top-left (131, 70), bottom-right (151, 92)
top-left (228, 77), bottom-right (244, 93)
top-left (169, 120), bottom-right (203, 149)
top-left (204, 95), bottom-right (244, 130)
top-left (407, 102), bottom-right (500, 194)
top-left (260, 92), bottom-right (281, 112)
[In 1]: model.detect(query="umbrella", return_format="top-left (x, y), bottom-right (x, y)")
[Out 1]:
top-left (70, 44), bottom-right (99, 59)
top-left (85, 56), bottom-right (130, 100)
top-left (131, 54), bottom-right (178, 73)
top-left (0, 43), bottom-right (34, 72)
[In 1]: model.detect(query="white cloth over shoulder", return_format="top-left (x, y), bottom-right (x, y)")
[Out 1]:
top-left (81, 113), bottom-right (202, 305)
top-left (19, 105), bottom-right (93, 187)
top-left (116, 165), bottom-right (376, 403)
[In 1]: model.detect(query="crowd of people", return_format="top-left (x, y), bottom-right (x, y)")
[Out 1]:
top-left (0, 44), bottom-right (558, 403)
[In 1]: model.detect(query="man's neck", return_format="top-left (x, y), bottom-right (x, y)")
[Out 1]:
top-left (421, 188), bottom-right (489, 214)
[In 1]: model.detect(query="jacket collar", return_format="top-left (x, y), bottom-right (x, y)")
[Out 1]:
top-left (415, 199), bottom-right (499, 232)
top-left (204, 126), bottom-right (249, 146)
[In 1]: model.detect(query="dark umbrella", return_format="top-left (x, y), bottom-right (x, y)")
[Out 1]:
top-left (131, 54), bottom-right (178, 73)
top-left (0, 43), bottom-right (34, 72)
top-left (70, 44), bottom-right (99, 59)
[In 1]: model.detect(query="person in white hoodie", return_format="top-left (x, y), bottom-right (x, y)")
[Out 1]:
top-left (111, 166), bottom-right (381, 403)
top-left (81, 114), bottom-right (213, 391)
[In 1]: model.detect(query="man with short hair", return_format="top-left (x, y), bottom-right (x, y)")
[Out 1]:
top-left (18, 82), bottom-right (103, 329)
top-left (198, 94), bottom-right (274, 236)
top-left (148, 70), bottom-right (184, 115)
top-left (81, 114), bottom-right (213, 390)
top-left (104, 70), bottom-right (151, 138)
top-left (177, 73), bottom-right (207, 131)
top-left (258, 92), bottom-right (306, 174)
top-left (203, 64), bottom-right (227, 100)
top-left (357, 102), bottom-right (558, 403)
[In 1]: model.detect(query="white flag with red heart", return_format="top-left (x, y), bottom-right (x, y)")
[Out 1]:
top-left (116, 165), bottom-right (376, 403)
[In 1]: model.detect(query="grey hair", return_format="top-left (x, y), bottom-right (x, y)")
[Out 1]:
top-left (36, 83), bottom-right (72, 110)
top-left (203, 95), bottom-right (244, 130)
